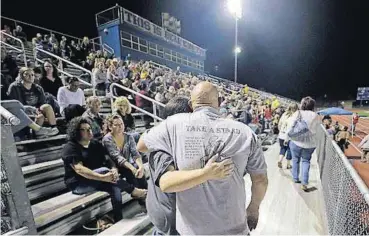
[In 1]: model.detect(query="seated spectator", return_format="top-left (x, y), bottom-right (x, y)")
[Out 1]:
top-left (2, 54), bottom-right (19, 79)
top-left (102, 115), bottom-right (148, 207)
top-left (13, 25), bottom-right (27, 42)
top-left (33, 66), bottom-right (42, 84)
top-left (7, 67), bottom-right (57, 128)
top-left (335, 126), bottom-right (350, 152)
top-left (82, 96), bottom-right (104, 140)
top-left (92, 61), bottom-right (108, 92)
top-left (32, 33), bottom-right (42, 47)
top-left (135, 82), bottom-right (153, 129)
top-left (117, 60), bottom-right (129, 79)
top-left (62, 117), bottom-right (147, 223)
top-left (40, 59), bottom-right (64, 97)
top-left (1, 25), bottom-right (13, 44)
top-left (57, 77), bottom-right (86, 122)
top-left (1, 100), bottom-right (59, 139)
top-left (80, 36), bottom-right (91, 59)
top-left (113, 97), bottom-right (140, 142)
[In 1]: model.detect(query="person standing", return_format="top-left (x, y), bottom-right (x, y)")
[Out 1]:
top-left (137, 82), bottom-right (268, 235)
top-left (286, 96), bottom-right (320, 191)
top-left (277, 103), bottom-right (298, 169)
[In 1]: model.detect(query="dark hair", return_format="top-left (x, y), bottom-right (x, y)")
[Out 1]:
top-left (300, 96), bottom-right (315, 111)
top-left (138, 82), bottom-right (147, 91)
top-left (343, 126), bottom-right (348, 131)
top-left (65, 76), bottom-right (79, 84)
top-left (163, 96), bottom-right (192, 119)
top-left (33, 66), bottom-right (42, 74)
top-left (67, 117), bottom-right (91, 142)
top-left (41, 59), bottom-right (60, 79)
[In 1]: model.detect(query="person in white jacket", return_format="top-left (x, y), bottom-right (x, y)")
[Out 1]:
top-left (286, 96), bottom-right (320, 191)
top-left (277, 103), bottom-right (298, 169)
top-left (358, 134), bottom-right (369, 163)
top-left (57, 77), bottom-right (86, 121)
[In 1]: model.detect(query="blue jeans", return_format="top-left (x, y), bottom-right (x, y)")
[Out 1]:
top-left (279, 139), bottom-right (292, 160)
top-left (289, 142), bottom-right (315, 185)
top-left (71, 167), bottom-right (134, 222)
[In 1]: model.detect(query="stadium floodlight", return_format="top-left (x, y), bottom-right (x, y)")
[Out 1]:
top-left (227, 0), bottom-right (242, 83)
top-left (227, 0), bottom-right (242, 19)
top-left (235, 46), bottom-right (241, 54)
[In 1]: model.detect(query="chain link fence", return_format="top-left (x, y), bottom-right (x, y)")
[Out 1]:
top-left (317, 125), bottom-right (369, 235)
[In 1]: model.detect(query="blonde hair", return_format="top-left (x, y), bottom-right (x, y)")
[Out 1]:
top-left (86, 96), bottom-right (101, 108)
top-left (286, 103), bottom-right (299, 117)
top-left (16, 67), bottom-right (33, 81)
top-left (114, 97), bottom-right (132, 115)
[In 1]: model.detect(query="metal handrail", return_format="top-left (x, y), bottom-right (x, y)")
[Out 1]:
top-left (0, 31), bottom-right (27, 66)
top-left (0, 105), bottom-right (21, 126)
top-left (111, 95), bottom-right (163, 122)
top-left (3, 226), bottom-right (28, 236)
top-left (110, 83), bottom-right (165, 108)
top-left (103, 43), bottom-right (114, 55)
top-left (34, 47), bottom-right (95, 95)
top-left (1, 16), bottom-right (83, 41)
top-left (110, 83), bottom-right (165, 125)
top-left (35, 58), bottom-right (92, 87)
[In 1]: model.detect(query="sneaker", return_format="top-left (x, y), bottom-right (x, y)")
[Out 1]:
top-left (35, 127), bottom-right (59, 138)
top-left (301, 185), bottom-right (308, 191)
top-left (294, 180), bottom-right (301, 184)
top-left (286, 164), bottom-right (292, 169)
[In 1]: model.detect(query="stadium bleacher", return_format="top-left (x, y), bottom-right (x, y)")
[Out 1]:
top-left (1, 14), bottom-right (368, 236)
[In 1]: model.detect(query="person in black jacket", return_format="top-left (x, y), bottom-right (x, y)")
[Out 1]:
top-left (62, 117), bottom-right (147, 223)
top-left (7, 67), bottom-right (57, 127)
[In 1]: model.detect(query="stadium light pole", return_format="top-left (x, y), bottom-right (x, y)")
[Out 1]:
top-left (227, 0), bottom-right (242, 83)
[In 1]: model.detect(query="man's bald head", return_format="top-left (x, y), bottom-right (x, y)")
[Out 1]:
top-left (190, 81), bottom-right (219, 109)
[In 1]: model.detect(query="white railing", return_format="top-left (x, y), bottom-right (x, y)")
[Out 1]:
top-left (103, 43), bottom-right (114, 55)
top-left (1, 16), bottom-right (83, 43)
top-left (0, 31), bottom-right (27, 66)
top-left (34, 48), bottom-right (95, 95)
top-left (34, 58), bottom-right (92, 88)
top-left (110, 83), bottom-right (165, 124)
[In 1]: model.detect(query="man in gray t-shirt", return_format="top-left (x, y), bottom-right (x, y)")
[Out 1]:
top-left (139, 82), bottom-right (268, 235)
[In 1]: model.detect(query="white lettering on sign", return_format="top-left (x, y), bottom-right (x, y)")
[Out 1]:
top-left (122, 8), bottom-right (206, 57)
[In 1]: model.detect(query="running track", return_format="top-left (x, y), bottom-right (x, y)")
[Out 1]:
top-left (331, 115), bottom-right (369, 158)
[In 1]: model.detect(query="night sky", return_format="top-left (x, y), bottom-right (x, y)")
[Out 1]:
top-left (2, 0), bottom-right (369, 100)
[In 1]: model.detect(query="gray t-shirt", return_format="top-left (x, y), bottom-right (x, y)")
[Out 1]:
top-left (146, 150), bottom-right (178, 235)
top-left (143, 107), bottom-right (267, 235)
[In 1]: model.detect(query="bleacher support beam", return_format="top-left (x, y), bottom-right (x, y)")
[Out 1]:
top-left (1, 125), bottom-right (37, 235)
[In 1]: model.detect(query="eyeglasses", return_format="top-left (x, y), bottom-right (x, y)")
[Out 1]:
top-left (79, 127), bottom-right (92, 132)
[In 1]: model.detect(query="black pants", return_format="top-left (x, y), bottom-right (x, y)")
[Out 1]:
top-left (119, 166), bottom-right (148, 205)
top-left (71, 167), bottom-right (135, 222)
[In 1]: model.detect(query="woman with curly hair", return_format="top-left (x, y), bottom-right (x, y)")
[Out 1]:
top-left (62, 117), bottom-right (147, 223)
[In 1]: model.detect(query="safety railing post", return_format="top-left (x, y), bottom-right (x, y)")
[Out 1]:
top-left (153, 103), bottom-right (157, 125)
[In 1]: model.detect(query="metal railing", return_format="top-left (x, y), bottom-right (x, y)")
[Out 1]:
top-left (0, 106), bottom-right (20, 126)
top-left (0, 31), bottom-right (27, 66)
top-left (316, 124), bottom-right (369, 235)
top-left (95, 5), bottom-right (121, 28)
top-left (34, 48), bottom-right (95, 95)
top-left (1, 16), bottom-right (83, 43)
top-left (110, 83), bottom-right (164, 124)
top-left (103, 43), bottom-right (115, 55)
top-left (34, 57), bottom-right (92, 88)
